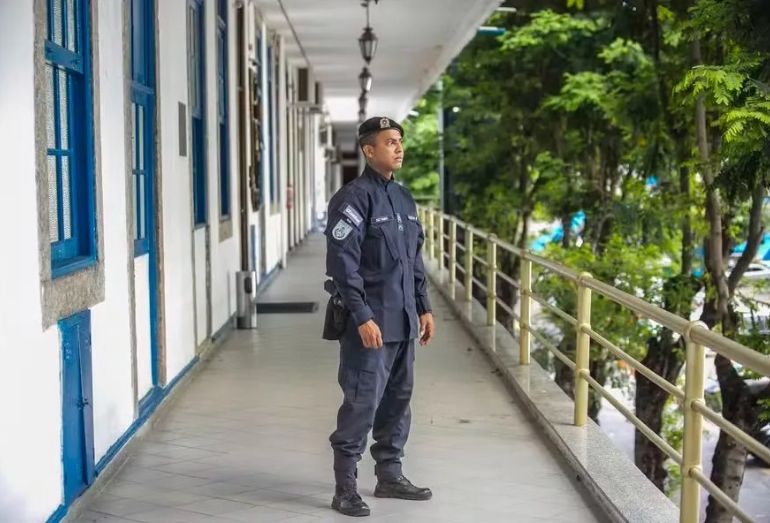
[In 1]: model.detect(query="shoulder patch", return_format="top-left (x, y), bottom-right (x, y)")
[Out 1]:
top-left (331, 219), bottom-right (354, 241)
top-left (342, 205), bottom-right (363, 226)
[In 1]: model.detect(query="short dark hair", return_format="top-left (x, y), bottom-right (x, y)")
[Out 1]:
top-left (359, 132), bottom-right (377, 152)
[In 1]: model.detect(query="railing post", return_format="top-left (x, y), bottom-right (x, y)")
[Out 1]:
top-left (448, 217), bottom-right (457, 299)
top-left (429, 210), bottom-right (437, 261)
top-left (465, 228), bottom-right (474, 302)
top-left (437, 213), bottom-right (445, 274)
top-left (486, 234), bottom-right (497, 326)
top-left (422, 207), bottom-right (433, 260)
top-left (680, 322), bottom-right (707, 523)
top-left (574, 272), bottom-right (593, 427)
top-left (519, 254), bottom-right (532, 365)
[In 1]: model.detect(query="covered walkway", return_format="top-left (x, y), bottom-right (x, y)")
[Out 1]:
top-left (71, 236), bottom-right (601, 523)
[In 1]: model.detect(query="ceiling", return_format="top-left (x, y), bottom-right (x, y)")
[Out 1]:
top-left (251, 0), bottom-right (502, 147)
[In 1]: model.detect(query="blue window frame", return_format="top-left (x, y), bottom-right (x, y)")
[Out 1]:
top-left (45, 0), bottom-right (96, 278)
top-left (130, 0), bottom-right (156, 256)
top-left (217, 0), bottom-right (231, 220)
top-left (188, 0), bottom-right (207, 226)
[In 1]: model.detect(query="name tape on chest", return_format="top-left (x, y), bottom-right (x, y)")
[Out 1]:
top-left (371, 215), bottom-right (393, 224)
top-left (342, 205), bottom-right (363, 226)
top-left (331, 219), bottom-right (354, 241)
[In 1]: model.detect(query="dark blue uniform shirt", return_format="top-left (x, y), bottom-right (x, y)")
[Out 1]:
top-left (325, 165), bottom-right (431, 343)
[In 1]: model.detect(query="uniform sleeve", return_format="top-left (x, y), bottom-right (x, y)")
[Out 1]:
top-left (324, 191), bottom-right (374, 326)
top-left (413, 221), bottom-right (432, 315)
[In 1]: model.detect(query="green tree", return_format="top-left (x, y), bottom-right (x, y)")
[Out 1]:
top-left (406, 0), bottom-right (770, 516)
top-left (400, 88), bottom-right (440, 202)
top-left (676, 1), bottom-right (770, 518)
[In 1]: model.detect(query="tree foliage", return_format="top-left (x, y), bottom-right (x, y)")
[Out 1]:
top-left (403, 0), bottom-right (770, 519)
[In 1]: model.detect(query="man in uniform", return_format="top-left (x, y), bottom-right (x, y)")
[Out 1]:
top-left (323, 116), bottom-right (435, 517)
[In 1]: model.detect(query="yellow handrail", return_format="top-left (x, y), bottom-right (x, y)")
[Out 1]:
top-left (420, 206), bottom-right (770, 523)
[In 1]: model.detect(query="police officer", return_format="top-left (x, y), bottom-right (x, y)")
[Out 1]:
top-left (324, 116), bottom-right (435, 517)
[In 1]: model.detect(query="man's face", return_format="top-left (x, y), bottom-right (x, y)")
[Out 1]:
top-left (364, 129), bottom-right (404, 173)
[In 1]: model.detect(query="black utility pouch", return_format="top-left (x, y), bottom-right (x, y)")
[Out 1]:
top-left (322, 280), bottom-right (349, 340)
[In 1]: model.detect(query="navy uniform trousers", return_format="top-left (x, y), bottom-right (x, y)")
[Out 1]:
top-left (329, 320), bottom-right (415, 488)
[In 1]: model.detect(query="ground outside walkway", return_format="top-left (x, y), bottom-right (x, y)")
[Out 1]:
top-left (72, 235), bottom-right (604, 523)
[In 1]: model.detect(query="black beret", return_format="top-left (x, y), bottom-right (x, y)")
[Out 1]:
top-left (358, 116), bottom-right (404, 142)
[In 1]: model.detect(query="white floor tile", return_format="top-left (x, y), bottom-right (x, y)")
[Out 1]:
top-left (76, 236), bottom-right (601, 523)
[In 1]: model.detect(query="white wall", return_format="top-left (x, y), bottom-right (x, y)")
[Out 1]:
top-left (134, 256), bottom-right (152, 398)
top-left (194, 227), bottom-right (207, 345)
top-left (0, 2), bottom-right (137, 520)
top-left (314, 117), bottom-right (327, 223)
top-left (0, 47), bottom-right (62, 507)
top-left (157, 0), bottom-right (197, 378)
top-left (89, 0), bottom-right (135, 462)
top-left (0, 3), bottom-right (65, 520)
top-left (206, 0), bottom-right (240, 331)
top-left (0, 2), bottom-right (323, 520)
top-left (265, 213), bottom-right (283, 270)
top-left (278, 36), bottom-right (288, 268)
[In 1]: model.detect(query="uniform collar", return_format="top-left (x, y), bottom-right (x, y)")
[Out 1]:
top-left (364, 164), bottom-right (395, 188)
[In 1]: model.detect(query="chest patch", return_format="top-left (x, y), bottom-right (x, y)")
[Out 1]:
top-left (342, 205), bottom-right (363, 226)
top-left (331, 219), bottom-right (353, 241)
top-left (372, 215), bottom-right (392, 224)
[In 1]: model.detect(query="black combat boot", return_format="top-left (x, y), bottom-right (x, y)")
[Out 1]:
top-left (331, 485), bottom-right (370, 517)
top-left (374, 475), bottom-right (432, 501)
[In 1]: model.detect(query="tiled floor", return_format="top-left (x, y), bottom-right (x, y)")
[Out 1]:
top-left (73, 235), bottom-right (603, 523)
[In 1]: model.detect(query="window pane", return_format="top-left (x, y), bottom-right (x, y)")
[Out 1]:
top-left (131, 172), bottom-right (139, 243)
top-left (188, 8), bottom-right (197, 111)
top-left (131, 0), bottom-right (142, 82)
top-left (138, 104), bottom-right (145, 170)
top-left (131, 102), bottom-right (137, 170)
top-left (48, 155), bottom-right (59, 242)
top-left (66, 0), bottom-right (77, 51)
top-left (217, 36), bottom-right (225, 118)
top-left (59, 69), bottom-right (69, 149)
top-left (62, 155), bottom-right (72, 240)
top-left (139, 173), bottom-right (146, 239)
top-left (46, 65), bottom-right (56, 149)
top-left (52, 0), bottom-right (64, 46)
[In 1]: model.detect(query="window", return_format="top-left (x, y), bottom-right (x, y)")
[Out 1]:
top-left (45, 0), bottom-right (96, 277)
top-left (130, 0), bottom-right (155, 256)
top-left (216, 0), bottom-right (231, 220)
top-left (188, 0), bottom-right (207, 226)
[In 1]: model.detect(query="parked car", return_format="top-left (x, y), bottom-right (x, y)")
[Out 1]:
top-left (726, 259), bottom-right (770, 281)
top-left (744, 263), bottom-right (770, 281)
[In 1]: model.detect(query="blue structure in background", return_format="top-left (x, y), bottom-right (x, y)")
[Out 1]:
top-left (733, 232), bottom-right (770, 262)
top-left (530, 211), bottom-right (586, 252)
top-left (531, 192), bottom-right (768, 272)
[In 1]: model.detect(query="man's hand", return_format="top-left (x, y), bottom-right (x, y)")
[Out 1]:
top-left (419, 312), bottom-right (435, 346)
top-left (358, 319), bottom-right (383, 349)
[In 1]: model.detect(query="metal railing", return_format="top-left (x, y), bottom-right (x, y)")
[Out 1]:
top-left (419, 207), bottom-right (770, 523)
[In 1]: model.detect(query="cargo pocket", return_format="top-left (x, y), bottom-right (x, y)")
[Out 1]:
top-left (340, 365), bottom-right (378, 404)
top-left (405, 216), bottom-right (422, 259)
top-left (366, 217), bottom-right (399, 267)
